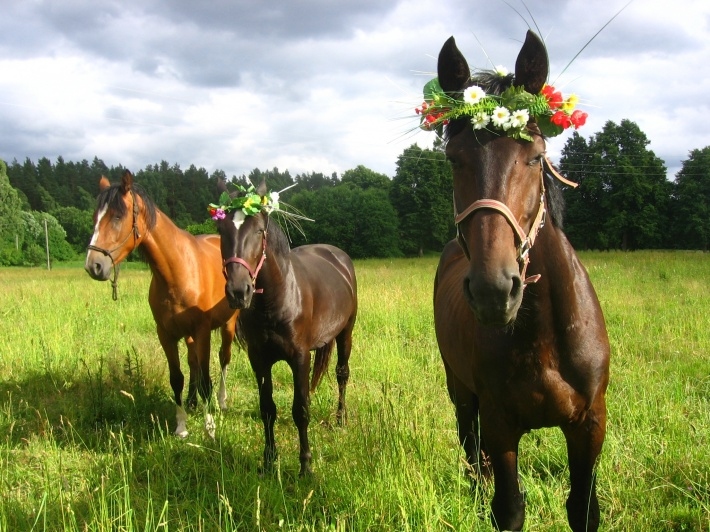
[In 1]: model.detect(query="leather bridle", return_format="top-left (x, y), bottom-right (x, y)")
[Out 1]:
top-left (222, 216), bottom-right (269, 295)
top-left (454, 154), bottom-right (576, 286)
top-left (86, 190), bottom-right (141, 301)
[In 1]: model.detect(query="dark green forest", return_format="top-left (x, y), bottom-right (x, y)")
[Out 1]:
top-left (1, 118), bottom-right (709, 266)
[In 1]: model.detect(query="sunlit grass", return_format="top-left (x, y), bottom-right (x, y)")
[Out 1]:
top-left (0, 252), bottom-right (708, 530)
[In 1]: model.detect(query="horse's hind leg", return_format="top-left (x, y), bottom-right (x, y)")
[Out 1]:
top-left (157, 327), bottom-right (188, 438)
top-left (217, 316), bottom-right (237, 410)
top-left (334, 322), bottom-right (354, 424)
top-left (189, 327), bottom-right (216, 438)
top-left (443, 360), bottom-right (489, 479)
top-left (562, 398), bottom-right (606, 532)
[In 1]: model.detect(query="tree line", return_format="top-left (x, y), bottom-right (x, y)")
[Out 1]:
top-left (1, 118), bottom-right (709, 266)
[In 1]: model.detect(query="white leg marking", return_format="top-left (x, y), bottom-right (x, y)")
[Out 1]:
top-left (204, 413), bottom-right (216, 440)
top-left (218, 367), bottom-right (228, 410)
top-left (175, 405), bottom-right (189, 438)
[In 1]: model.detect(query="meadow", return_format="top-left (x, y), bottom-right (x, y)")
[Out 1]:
top-left (0, 251), bottom-right (708, 531)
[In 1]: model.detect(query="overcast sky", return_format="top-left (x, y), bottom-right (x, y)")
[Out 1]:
top-left (1, 0), bottom-right (708, 182)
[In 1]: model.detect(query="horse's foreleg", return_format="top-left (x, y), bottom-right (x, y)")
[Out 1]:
top-left (290, 351), bottom-right (313, 476)
top-left (217, 316), bottom-right (237, 411)
top-left (334, 324), bottom-right (353, 424)
top-left (443, 361), bottom-right (488, 479)
top-left (251, 355), bottom-right (278, 472)
top-left (185, 336), bottom-right (199, 410)
top-left (562, 399), bottom-right (606, 532)
top-left (157, 327), bottom-right (188, 438)
top-left (481, 414), bottom-right (525, 531)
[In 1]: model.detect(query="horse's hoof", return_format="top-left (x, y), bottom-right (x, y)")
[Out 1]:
top-left (174, 429), bottom-right (189, 438)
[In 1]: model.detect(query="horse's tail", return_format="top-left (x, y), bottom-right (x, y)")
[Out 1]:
top-left (310, 340), bottom-right (335, 392)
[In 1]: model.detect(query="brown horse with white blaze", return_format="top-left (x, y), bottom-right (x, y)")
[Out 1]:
top-left (85, 170), bottom-right (238, 438)
top-left (432, 32), bottom-right (610, 531)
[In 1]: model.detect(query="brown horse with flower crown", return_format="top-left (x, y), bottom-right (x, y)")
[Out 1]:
top-left (209, 181), bottom-right (357, 476)
top-left (423, 32), bottom-right (609, 531)
top-left (85, 170), bottom-right (238, 438)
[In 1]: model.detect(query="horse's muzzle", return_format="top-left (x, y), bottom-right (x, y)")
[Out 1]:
top-left (463, 268), bottom-right (523, 327)
top-left (225, 282), bottom-right (253, 310)
top-left (85, 253), bottom-right (112, 281)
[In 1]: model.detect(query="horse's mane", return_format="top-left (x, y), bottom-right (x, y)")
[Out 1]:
top-left (444, 70), bottom-right (566, 228)
top-left (266, 215), bottom-right (292, 256)
top-left (97, 183), bottom-right (157, 231)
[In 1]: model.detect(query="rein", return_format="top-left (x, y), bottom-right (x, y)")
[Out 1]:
top-left (222, 219), bottom-right (269, 294)
top-left (453, 154), bottom-right (577, 286)
top-left (87, 190), bottom-right (141, 301)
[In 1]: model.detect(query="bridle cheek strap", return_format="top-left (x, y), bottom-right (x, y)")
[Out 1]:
top-left (454, 168), bottom-right (546, 286)
top-left (86, 190), bottom-right (141, 301)
top-left (222, 232), bottom-right (267, 294)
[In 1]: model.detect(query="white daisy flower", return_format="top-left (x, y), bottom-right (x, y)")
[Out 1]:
top-left (471, 111), bottom-right (490, 130)
top-left (494, 65), bottom-right (509, 77)
top-left (491, 106), bottom-right (511, 128)
top-left (463, 85), bottom-right (486, 105)
top-left (509, 109), bottom-right (530, 129)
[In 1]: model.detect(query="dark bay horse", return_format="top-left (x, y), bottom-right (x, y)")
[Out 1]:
top-left (213, 182), bottom-right (357, 476)
top-left (431, 32), bottom-right (609, 531)
top-left (85, 170), bottom-right (238, 438)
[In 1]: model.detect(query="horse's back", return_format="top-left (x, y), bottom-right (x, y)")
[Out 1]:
top-left (292, 243), bottom-right (357, 290)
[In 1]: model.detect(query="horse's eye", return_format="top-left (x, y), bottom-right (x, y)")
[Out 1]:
top-left (529, 154), bottom-right (544, 166)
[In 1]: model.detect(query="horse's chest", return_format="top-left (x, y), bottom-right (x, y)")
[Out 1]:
top-left (476, 347), bottom-right (588, 429)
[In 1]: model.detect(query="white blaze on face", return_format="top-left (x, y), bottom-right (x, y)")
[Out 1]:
top-left (232, 211), bottom-right (246, 231)
top-left (85, 205), bottom-right (108, 266)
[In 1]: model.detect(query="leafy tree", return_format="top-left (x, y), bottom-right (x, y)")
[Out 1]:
top-left (390, 144), bottom-right (453, 256)
top-left (0, 160), bottom-right (26, 265)
top-left (52, 206), bottom-right (94, 253)
top-left (341, 165), bottom-right (391, 192)
top-left (289, 184), bottom-right (400, 258)
top-left (560, 120), bottom-right (669, 250)
top-left (670, 147), bottom-right (710, 251)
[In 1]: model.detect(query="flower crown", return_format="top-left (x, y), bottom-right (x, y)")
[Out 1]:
top-left (208, 184), bottom-right (280, 221)
top-left (415, 71), bottom-right (587, 141)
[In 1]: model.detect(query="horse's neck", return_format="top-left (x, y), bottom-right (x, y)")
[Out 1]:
top-left (140, 210), bottom-right (193, 286)
top-left (256, 243), bottom-right (297, 311)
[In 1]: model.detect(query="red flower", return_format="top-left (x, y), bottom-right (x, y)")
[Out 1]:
top-left (209, 208), bottom-right (217, 217)
top-left (542, 85), bottom-right (563, 109)
top-left (551, 110), bottom-right (572, 129)
top-left (570, 110), bottom-right (588, 128)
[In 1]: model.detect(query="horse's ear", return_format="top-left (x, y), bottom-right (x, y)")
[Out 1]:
top-left (437, 36), bottom-right (470, 94)
top-left (217, 178), bottom-right (228, 194)
top-left (121, 170), bottom-right (134, 193)
top-left (257, 179), bottom-right (267, 197)
top-left (514, 30), bottom-right (549, 95)
top-left (99, 176), bottom-right (111, 192)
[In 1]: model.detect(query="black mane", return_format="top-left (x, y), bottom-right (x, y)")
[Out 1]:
top-left (96, 183), bottom-right (157, 230)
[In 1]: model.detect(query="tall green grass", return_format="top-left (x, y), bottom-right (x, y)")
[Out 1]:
top-left (0, 252), bottom-right (708, 531)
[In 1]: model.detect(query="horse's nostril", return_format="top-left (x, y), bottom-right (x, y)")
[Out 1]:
top-left (510, 274), bottom-right (522, 300)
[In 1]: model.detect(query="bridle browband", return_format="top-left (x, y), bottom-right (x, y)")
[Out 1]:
top-left (86, 190), bottom-right (141, 301)
top-left (454, 154), bottom-right (577, 286)
top-left (222, 216), bottom-right (269, 295)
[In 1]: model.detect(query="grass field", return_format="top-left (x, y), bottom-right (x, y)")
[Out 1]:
top-left (1, 251), bottom-right (708, 531)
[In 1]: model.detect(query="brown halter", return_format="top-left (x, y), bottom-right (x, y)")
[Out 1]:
top-left (453, 154), bottom-right (577, 286)
top-left (222, 216), bottom-right (269, 295)
top-left (86, 190), bottom-right (141, 301)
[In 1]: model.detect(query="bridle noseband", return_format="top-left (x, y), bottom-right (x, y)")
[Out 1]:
top-left (454, 155), bottom-right (576, 286)
top-left (222, 218), bottom-right (269, 295)
top-left (86, 190), bottom-right (141, 301)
